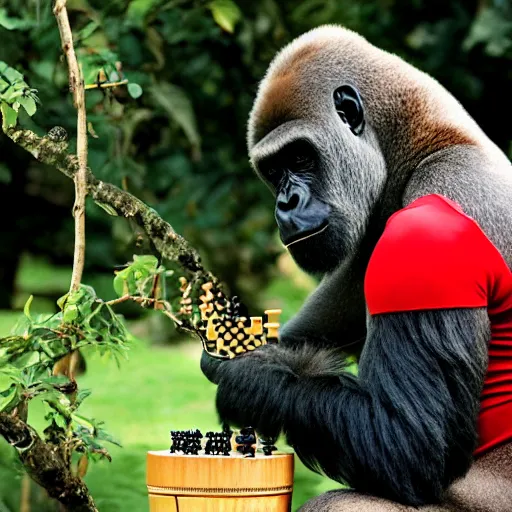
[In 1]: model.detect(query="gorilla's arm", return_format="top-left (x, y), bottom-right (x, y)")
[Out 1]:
top-left (207, 308), bottom-right (489, 506)
top-left (278, 260), bottom-right (367, 353)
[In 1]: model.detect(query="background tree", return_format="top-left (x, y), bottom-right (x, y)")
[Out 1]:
top-left (0, 0), bottom-right (509, 319)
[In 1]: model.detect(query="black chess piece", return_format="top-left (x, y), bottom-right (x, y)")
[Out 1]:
top-left (186, 429), bottom-right (202, 455)
top-left (221, 426), bottom-right (232, 456)
top-left (170, 429), bottom-right (202, 455)
top-left (170, 430), bottom-right (183, 453)
top-left (259, 434), bottom-right (278, 456)
top-left (204, 428), bottom-right (232, 456)
top-left (235, 426), bottom-right (256, 458)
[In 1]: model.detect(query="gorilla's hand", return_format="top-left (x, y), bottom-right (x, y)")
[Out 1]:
top-left (206, 344), bottom-right (346, 437)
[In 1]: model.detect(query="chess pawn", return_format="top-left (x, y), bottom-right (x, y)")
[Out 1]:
top-left (259, 434), bottom-right (278, 456)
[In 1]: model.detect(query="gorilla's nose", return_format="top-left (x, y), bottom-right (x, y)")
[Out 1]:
top-left (275, 192), bottom-right (330, 246)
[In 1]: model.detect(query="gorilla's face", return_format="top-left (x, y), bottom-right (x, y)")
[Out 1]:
top-left (251, 85), bottom-right (387, 275)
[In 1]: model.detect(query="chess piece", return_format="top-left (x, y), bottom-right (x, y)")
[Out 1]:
top-left (259, 434), bottom-right (278, 456)
top-left (170, 429), bottom-right (202, 455)
top-left (235, 426), bottom-right (257, 458)
top-left (204, 427), bottom-right (232, 456)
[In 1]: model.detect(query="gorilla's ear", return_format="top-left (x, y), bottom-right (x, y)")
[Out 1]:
top-left (333, 85), bottom-right (365, 136)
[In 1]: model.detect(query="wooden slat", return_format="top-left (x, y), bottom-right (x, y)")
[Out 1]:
top-left (177, 495), bottom-right (291, 511)
top-left (148, 494), bottom-right (178, 512)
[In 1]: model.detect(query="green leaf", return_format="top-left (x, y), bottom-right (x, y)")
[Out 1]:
top-left (63, 304), bottom-right (79, 323)
top-left (74, 388), bottom-right (92, 408)
top-left (79, 21), bottom-right (99, 41)
top-left (463, 8), bottom-right (512, 56)
top-left (0, 364), bottom-right (23, 381)
top-left (0, 385), bottom-right (18, 413)
top-left (127, 83), bottom-right (143, 99)
top-left (149, 83), bottom-right (201, 153)
top-left (0, 8), bottom-right (35, 31)
top-left (208, 0), bottom-right (242, 33)
top-left (127, 0), bottom-right (163, 27)
top-left (133, 255), bottom-right (158, 269)
top-left (23, 295), bottom-right (34, 320)
top-left (44, 374), bottom-right (69, 386)
top-left (18, 96), bottom-right (36, 116)
top-left (57, 293), bottom-right (69, 310)
top-left (94, 201), bottom-right (119, 216)
top-left (14, 352), bottom-right (41, 369)
top-left (112, 255), bottom-right (159, 297)
top-left (54, 413), bottom-right (67, 429)
top-left (113, 270), bottom-right (128, 297)
top-left (1, 103), bottom-right (17, 128)
top-left (94, 426), bottom-right (122, 447)
top-left (0, 365), bottom-right (22, 391)
top-left (0, 61), bottom-right (24, 83)
top-left (72, 413), bottom-right (95, 432)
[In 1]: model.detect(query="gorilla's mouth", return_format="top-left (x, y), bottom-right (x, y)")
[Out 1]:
top-left (284, 220), bottom-right (329, 248)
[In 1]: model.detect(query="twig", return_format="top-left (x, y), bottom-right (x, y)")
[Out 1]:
top-left (104, 295), bottom-right (184, 325)
top-left (84, 79), bottom-right (129, 90)
top-left (104, 295), bottom-right (132, 306)
top-left (20, 474), bottom-right (30, 512)
top-left (54, 0), bottom-right (87, 294)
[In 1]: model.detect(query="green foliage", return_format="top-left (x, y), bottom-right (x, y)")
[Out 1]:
top-left (148, 82), bottom-right (201, 156)
top-left (0, 7), bottom-right (35, 31)
top-left (209, 0), bottom-right (242, 33)
top-left (0, 0), bottom-right (510, 314)
top-left (0, 286), bottom-right (129, 466)
top-left (0, 61), bottom-right (39, 129)
top-left (0, 302), bottom-right (332, 511)
top-left (127, 82), bottom-right (143, 99)
top-left (113, 254), bottom-right (168, 297)
top-left (1, 287), bottom-right (128, 383)
top-left (463, 7), bottom-right (512, 57)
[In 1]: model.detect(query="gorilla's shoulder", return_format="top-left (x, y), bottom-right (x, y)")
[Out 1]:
top-left (383, 193), bottom-right (478, 247)
top-left (364, 193), bottom-right (498, 315)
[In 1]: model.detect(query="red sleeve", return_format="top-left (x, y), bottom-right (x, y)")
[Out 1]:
top-left (364, 195), bottom-right (497, 316)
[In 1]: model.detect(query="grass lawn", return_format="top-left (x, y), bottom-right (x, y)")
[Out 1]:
top-left (0, 255), bottom-right (344, 511)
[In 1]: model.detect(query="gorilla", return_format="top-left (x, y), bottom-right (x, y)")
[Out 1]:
top-left (201, 25), bottom-right (512, 511)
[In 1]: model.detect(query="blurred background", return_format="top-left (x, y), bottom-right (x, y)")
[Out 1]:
top-left (0, 0), bottom-right (510, 510)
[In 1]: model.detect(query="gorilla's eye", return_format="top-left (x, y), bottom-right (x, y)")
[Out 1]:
top-left (261, 166), bottom-right (280, 186)
top-left (333, 85), bottom-right (365, 136)
top-left (292, 154), bottom-right (314, 172)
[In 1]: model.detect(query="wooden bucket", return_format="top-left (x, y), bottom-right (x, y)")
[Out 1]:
top-left (146, 450), bottom-right (294, 511)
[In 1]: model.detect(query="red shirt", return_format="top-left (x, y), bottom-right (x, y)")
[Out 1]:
top-left (364, 194), bottom-right (512, 456)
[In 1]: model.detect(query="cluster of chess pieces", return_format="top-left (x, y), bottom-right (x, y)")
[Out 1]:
top-left (169, 427), bottom-right (277, 458)
top-left (178, 278), bottom-right (282, 359)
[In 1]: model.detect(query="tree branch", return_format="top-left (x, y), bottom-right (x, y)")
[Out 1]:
top-left (84, 79), bottom-right (129, 90)
top-left (0, 413), bottom-right (98, 512)
top-left (4, 126), bottom-right (210, 278)
top-left (53, 0), bottom-right (87, 294)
